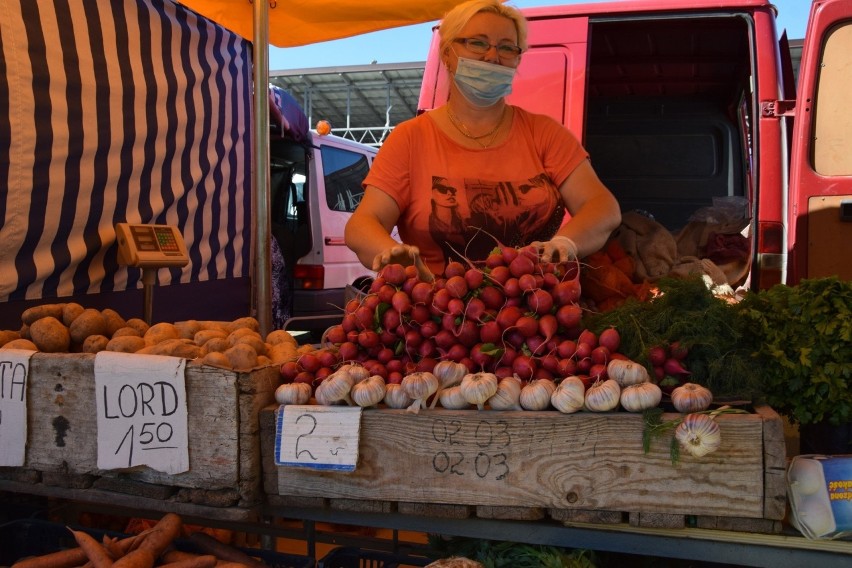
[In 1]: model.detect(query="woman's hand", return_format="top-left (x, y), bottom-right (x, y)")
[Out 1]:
top-left (372, 244), bottom-right (435, 282)
top-left (531, 235), bottom-right (578, 263)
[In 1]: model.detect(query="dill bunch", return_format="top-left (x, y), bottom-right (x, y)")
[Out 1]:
top-left (585, 276), bottom-right (761, 399)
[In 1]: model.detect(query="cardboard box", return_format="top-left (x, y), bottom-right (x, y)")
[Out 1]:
top-left (261, 405), bottom-right (786, 531)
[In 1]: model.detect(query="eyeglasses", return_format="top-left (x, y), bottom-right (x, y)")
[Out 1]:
top-left (454, 38), bottom-right (522, 59)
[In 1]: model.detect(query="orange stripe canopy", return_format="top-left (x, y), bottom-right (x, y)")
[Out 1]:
top-left (180, 0), bottom-right (463, 47)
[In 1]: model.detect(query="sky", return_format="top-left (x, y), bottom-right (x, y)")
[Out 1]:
top-left (269, 0), bottom-right (810, 71)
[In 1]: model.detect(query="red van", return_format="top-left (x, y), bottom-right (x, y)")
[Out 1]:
top-left (418, 0), bottom-right (852, 289)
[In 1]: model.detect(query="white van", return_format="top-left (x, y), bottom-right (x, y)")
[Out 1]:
top-left (268, 89), bottom-right (378, 336)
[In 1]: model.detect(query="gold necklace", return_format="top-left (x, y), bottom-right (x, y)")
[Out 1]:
top-left (446, 106), bottom-right (506, 148)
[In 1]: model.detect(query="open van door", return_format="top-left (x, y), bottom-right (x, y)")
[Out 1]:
top-left (788, 0), bottom-right (852, 283)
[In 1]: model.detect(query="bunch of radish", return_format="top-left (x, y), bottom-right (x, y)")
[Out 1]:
top-left (281, 245), bottom-right (632, 394)
top-left (648, 341), bottom-right (692, 393)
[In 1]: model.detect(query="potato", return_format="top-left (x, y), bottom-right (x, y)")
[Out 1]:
top-left (112, 326), bottom-right (142, 338)
top-left (82, 335), bottom-right (110, 354)
top-left (266, 329), bottom-right (297, 346)
top-left (227, 316), bottom-right (260, 333)
top-left (227, 327), bottom-right (261, 345)
top-left (193, 329), bottom-right (228, 346)
top-left (19, 324), bottom-right (30, 340)
top-left (22, 303), bottom-right (65, 326)
top-left (175, 320), bottom-right (203, 340)
top-left (256, 355), bottom-right (272, 367)
top-left (69, 308), bottom-right (108, 344)
top-left (29, 316), bottom-right (71, 353)
top-left (224, 343), bottom-right (258, 371)
top-left (167, 341), bottom-right (202, 359)
top-left (1, 338), bottom-right (38, 351)
top-left (144, 322), bottom-right (180, 346)
top-left (234, 335), bottom-right (267, 357)
top-left (267, 342), bottom-right (297, 364)
top-left (62, 302), bottom-right (85, 326)
top-left (106, 336), bottom-right (146, 353)
top-left (101, 308), bottom-right (127, 337)
top-left (0, 330), bottom-right (21, 347)
top-left (196, 320), bottom-right (229, 333)
top-left (125, 318), bottom-right (150, 336)
top-left (202, 351), bottom-right (232, 369)
top-left (202, 337), bottom-right (230, 354)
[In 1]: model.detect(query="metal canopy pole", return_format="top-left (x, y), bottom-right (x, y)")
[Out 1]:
top-left (253, 0), bottom-right (272, 336)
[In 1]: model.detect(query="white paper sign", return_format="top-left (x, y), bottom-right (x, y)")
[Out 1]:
top-left (0, 349), bottom-right (35, 467)
top-left (95, 351), bottom-right (189, 474)
top-left (275, 405), bottom-right (361, 471)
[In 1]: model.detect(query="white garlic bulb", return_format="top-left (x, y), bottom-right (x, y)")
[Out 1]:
top-left (333, 363), bottom-right (370, 384)
top-left (438, 385), bottom-right (471, 409)
top-left (274, 382), bottom-right (312, 406)
top-left (520, 379), bottom-right (555, 411)
top-left (675, 413), bottom-right (722, 457)
top-left (584, 379), bottom-right (621, 412)
top-left (551, 376), bottom-right (586, 414)
top-left (619, 382), bottom-right (662, 412)
top-left (383, 383), bottom-right (413, 409)
top-left (314, 372), bottom-right (354, 405)
top-left (430, 360), bottom-right (468, 408)
top-left (401, 371), bottom-right (440, 414)
top-left (671, 382), bottom-right (713, 413)
top-left (350, 375), bottom-right (387, 408)
top-left (607, 359), bottom-right (650, 387)
top-left (487, 375), bottom-right (523, 411)
top-left (459, 372), bottom-right (499, 410)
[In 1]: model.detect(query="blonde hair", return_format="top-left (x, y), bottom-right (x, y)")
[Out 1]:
top-left (438, 0), bottom-right (528, 57)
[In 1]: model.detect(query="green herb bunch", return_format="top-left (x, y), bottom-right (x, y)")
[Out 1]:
top-left (427, 535), bottom-right (598, 568)
top-left (734, 276), bottom-right (852, 426)
top-left (585, 276), bottom-right (760, 398)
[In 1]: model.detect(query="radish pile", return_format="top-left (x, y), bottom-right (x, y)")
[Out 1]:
top-left (280, 246), bottom-right (634, 399)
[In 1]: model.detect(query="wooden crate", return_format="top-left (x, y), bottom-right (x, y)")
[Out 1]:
top-left (1, 353), bottom-right (278, 509)
top-left (260, 405), bottom-right (787, 533)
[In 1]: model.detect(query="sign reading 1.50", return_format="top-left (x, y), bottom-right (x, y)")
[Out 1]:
top-left (430, 418), bottom-right (511, 481)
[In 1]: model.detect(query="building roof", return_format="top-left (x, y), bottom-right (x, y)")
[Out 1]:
top-left (270, 62), bottom-right (426, 147)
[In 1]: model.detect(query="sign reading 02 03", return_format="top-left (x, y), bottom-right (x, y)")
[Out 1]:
top-left (430, 417), bottom-right (511, 481)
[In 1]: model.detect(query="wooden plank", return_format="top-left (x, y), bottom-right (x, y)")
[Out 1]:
top-left (397, 502), bottom-right (472, 519)
top-left (22, 354), bottom-right (276, 505)
top-left (755, 405), bottom-right (787, 520)
top-left (549, 508), bottom-right (623, 524)
top-left (330, 498), bottom-right (394, 514)
top-left (476, 505), bottom-right (545, 520)
top-left (695, 515), bottom-right (782, 534)
top-left (259, 404), bottom-right (281, 496)
top-left (273, 408), bottom-right (769, 517)
top-left (629, 512), bottom-right (685, 529)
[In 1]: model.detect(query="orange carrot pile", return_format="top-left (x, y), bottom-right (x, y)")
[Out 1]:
top-left (10, 513), bottom-right (269, 568)
top-left (581, 239), bottom-right (653, 312)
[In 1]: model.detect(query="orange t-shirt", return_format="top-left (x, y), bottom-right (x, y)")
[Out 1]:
top-left (363, 106), bottom-right (589, 275)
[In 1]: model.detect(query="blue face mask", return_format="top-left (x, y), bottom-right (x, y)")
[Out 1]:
top-left (453, 56), bottom-right (516, 107)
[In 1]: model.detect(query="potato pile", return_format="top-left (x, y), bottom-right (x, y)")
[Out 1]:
top-left (0, 303), bottom-right (305, 371)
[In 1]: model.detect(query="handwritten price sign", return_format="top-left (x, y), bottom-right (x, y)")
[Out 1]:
top-left (0, 349), bottom-right (34, 467)
top-left (95, 352), bottom-right (189, 474)
top-left (274, 405), bottom-right (361, 471)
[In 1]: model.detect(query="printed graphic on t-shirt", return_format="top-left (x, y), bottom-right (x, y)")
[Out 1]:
top-left (429, 174), bottom-right (564, 265)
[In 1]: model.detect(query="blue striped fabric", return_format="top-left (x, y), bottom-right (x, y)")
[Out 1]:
top-left (0, 0), bottom-right (253, 303)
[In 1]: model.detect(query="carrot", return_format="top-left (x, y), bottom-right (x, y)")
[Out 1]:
top-left (136, 513), bottom-right (183, 559)
top-left (11, 546), bottom-right (88, 568)
top-left (161, 551), bottom-right (204, 564)
top-left (158, 555), bottom-right (218, 568)
top-left (112, 548), bottom-right (155, 568)
top-left (69, 528), bottom-right (114, 568)
top-left (187, 533), bottom-right (267, 568)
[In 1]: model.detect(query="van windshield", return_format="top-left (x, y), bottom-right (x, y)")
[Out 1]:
top-left (321, 145), bottom-right (370, 213)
